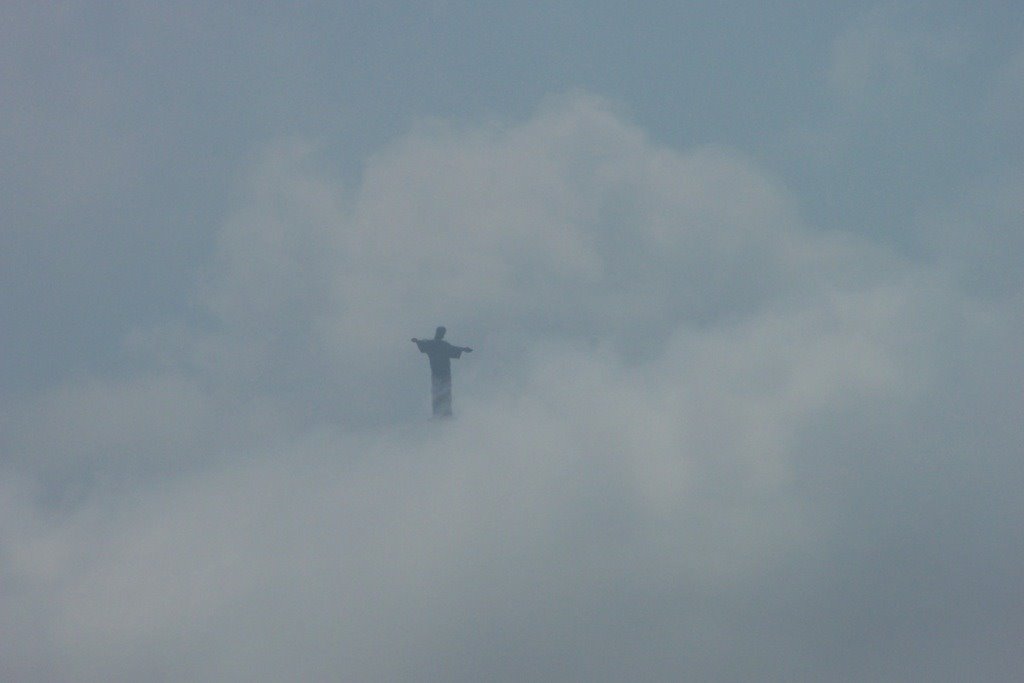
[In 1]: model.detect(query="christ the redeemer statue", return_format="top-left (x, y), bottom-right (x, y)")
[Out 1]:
top-left (412, 326), bottom-right (472, 417)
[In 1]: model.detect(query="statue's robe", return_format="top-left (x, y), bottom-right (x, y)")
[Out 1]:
top-left (415, 339), bottom-right (465, 417)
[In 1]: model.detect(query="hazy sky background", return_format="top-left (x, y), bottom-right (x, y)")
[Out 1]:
top-left (2, 2), bottom-right (1022, 681)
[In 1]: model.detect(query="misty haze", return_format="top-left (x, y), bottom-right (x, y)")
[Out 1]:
top-left (2, 3), bottom-right (1023, 682)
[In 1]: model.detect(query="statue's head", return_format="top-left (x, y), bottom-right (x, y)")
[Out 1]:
top-left (435, 326), bottom-right (446, 339)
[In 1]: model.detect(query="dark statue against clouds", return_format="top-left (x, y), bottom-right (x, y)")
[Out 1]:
top-left (412, 326), bottom-right (472, 417)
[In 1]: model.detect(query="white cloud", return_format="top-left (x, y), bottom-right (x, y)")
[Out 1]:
top-left (2, 93), bottom-right (1022, 681)
top-left (196, 94), bottom-right (896, 388)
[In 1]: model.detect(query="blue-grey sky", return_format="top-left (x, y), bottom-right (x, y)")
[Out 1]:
top-left (2, 2), bottom-right (1023, 681)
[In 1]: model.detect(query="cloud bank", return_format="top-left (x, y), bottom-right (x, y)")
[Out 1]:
top-left (3, 93), bottom-right (1022, 681)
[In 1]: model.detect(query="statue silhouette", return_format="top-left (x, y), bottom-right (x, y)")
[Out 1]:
top-left (412, 326), bottom-right (472, 417)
